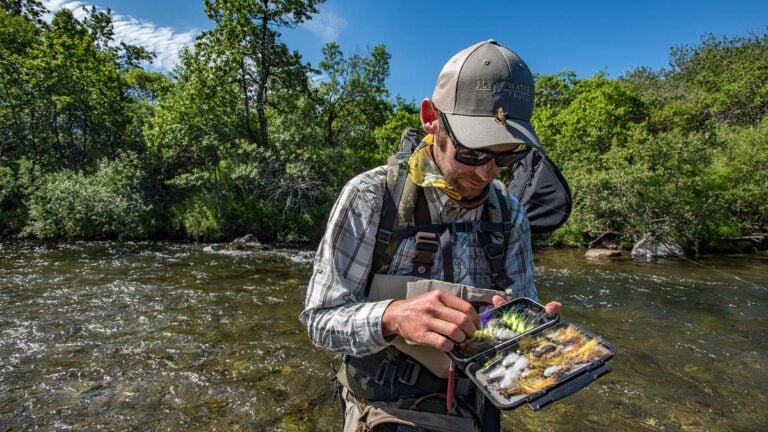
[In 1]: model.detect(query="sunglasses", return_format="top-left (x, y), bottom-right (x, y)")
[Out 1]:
top-left (440, 113), bottom-right (531, 167)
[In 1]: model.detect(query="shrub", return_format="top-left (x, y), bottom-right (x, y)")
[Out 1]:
top-left (23, 152), bottom-right (152, 239)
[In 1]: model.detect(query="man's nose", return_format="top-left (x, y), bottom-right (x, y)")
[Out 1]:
top-left (474, 161), bottom-right (497, 181)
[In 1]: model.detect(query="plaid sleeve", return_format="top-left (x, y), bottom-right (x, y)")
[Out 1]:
top-left (298, 168), bottom-right (395, 357)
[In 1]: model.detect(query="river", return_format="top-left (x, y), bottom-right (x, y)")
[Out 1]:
top-left (1, 241), bottom-right (766, 431)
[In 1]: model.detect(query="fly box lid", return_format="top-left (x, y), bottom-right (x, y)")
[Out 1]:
top-left (466, 322), bottom-right (616, 411)
top-left (449, 297), bottom-right (559, 367)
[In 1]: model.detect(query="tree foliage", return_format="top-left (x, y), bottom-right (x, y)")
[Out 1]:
top-left (0, 2), bottom-right (765, 250)
top-left (23, 152), bottom-right (152, 239)
top-left (536, 32), bottom-right (768, 250)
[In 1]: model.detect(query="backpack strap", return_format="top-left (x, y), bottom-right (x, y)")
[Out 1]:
top-left (371, 128), bottom-right (424, 276)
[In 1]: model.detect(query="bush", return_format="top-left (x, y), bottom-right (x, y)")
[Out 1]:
top-left (715, 119), bottom-right (768, 233)
top-left (168, 193), bottom-right (223, 241)
top-left (23, 153), bottom-right (152, 239)
top-left (0, 163), bottom-right (23, 232)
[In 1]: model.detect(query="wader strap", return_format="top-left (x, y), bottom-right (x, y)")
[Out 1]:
top-left (372, 184), bottom-right (399, 274)
top-left (412, 232), bottom-right (439, 277)
top-left (478, 192), bottom-right (512, 290)
top-left (494, 185), bottom-right (512, 250)
top-left (440, 227), bottom-right (454, 282)
top-left (411, 189), bottom-right (438, 277)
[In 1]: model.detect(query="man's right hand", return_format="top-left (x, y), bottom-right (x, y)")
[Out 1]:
top-left (381, 290), bottom-right (481, 352)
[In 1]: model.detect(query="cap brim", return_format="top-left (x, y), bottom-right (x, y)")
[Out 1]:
top-left (443, 114), bottom-right (544, 151)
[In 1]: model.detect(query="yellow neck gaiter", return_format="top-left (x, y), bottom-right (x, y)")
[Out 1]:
top-left (407, 134), bottom-right (463, 201)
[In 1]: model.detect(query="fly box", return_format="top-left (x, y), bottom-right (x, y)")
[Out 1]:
top-left (465, 321), bottom-right (615, 411)
top-left (449, 297), bottom-right (560, 367)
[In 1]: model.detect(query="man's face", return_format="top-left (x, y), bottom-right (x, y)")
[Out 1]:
top-left (432, 130), bottom-right (518, 199)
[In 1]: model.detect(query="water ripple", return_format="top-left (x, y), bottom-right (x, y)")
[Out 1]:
top-left (1, 242), bottom-right (766, 431)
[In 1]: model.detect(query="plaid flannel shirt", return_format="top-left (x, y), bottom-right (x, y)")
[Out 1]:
top-left (299, 166), bottom-right (537, 357)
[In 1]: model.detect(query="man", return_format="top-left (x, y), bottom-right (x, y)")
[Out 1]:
top-left (300, 39), bottom-right (561, 431)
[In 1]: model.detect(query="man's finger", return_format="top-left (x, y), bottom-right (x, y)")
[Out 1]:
top-left (545, 301), bottom-right (562, 316)
top-left (430, 306), bottom-right (477, 338)
top-left (422, 331), bottom-right (455, 352)
top-left (435, 292), bottom-right (481, 328)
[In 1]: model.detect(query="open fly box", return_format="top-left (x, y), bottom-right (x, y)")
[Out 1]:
top-left (452, 299), bottom-right (616, 411)
top-left (449, 297), bottom-right (560, 368)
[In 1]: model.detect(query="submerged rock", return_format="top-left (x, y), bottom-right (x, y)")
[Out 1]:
top-left (631, 235), bottom-right (684, 259)
top-left (585, 248), bottom-right (622, 258)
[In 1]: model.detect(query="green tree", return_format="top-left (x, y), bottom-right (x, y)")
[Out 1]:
top-left (202, 0), bottom-right (323, 147)
top-left (1, 0), bottom-right (46, 22)
top-left (18, 7), bottom-right (155, 170)
top-left (372, 100), bottom-right (420, 162)
top-left (144, 45), bottom-right (243, 235)
top-left (316, 42), bottom-right (391, 148)
top-left (714, 119), bottom-right (768, 234)
top-left (0, 7), bottom-right (41, 162)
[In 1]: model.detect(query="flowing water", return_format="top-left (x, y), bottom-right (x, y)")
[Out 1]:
top-left (1, 241), bottom-right (766, 431)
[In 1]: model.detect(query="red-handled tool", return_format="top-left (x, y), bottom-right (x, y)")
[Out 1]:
top-left (446, 360), bottom-right (456, 413)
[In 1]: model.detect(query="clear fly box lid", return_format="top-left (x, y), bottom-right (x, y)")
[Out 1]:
top-left (465, 322), bottom-right (616, 411)
top-left (449, 297), bottom-right (559, 367)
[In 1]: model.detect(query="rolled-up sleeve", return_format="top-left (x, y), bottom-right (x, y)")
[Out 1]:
top-left (299, 168), bottom-right (394, 357)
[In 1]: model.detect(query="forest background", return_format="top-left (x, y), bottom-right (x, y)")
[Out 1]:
top-left (1, 0), bottom-right (766, 252)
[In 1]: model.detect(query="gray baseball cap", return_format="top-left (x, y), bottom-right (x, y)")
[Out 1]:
top-left (432, 39), bottom-right (543, 151)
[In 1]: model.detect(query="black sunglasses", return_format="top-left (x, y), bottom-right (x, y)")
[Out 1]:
top-left (440, 113), bottom-right (531, 167)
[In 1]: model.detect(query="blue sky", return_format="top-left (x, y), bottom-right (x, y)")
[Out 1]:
top-left (42, 0), bottom-right (768, 103)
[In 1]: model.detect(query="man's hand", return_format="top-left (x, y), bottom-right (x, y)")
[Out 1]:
top-left (491, 295), bottom-right (562, 316)
top-left (382, 290), bottom-right (480, 352)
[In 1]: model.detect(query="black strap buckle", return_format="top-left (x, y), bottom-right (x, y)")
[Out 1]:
top-left (397, 358), bottom-right (420, 386)
top-left (412, 231), bottom-right (439, 277)
top-left (374, 359), bottom-right (391, 385)
top-left (484, 243), bottom-right (505, 260)
top-left (377, 229), bottom-right (393, 245)
top-left (414, 231), bottom-right (439, 252)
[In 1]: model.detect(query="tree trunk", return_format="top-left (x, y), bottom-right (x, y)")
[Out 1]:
top-left (255, 0), bottom-right (270, 147)
top-left (325, 108), bottom-right (335, 147)
top-left (239, 58), bottom-right (254, 142)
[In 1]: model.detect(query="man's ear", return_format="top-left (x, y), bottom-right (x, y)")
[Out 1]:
top-left (420, 99), bottom-right (440, 134)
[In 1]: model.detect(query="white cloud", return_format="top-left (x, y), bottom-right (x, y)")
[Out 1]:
top-left (41, 1), bottom-right (197, 72)
top-left (300, 11), bottom-right (346, 42)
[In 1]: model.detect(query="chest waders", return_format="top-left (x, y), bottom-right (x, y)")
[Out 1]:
top-left (336, 129), bottom-right (514, 431)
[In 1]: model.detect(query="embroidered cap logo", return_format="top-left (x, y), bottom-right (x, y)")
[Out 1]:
top-left (495, 106), bottom-right (507, 125)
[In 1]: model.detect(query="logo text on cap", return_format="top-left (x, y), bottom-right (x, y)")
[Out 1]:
top-left (476, 81), bottom-right (531, 100)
